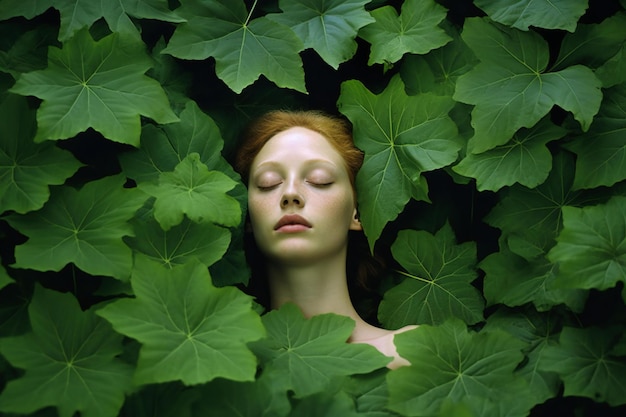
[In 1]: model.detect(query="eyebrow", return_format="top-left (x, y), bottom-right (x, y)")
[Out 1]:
top-left (253, 158), bottom-right (339, 172)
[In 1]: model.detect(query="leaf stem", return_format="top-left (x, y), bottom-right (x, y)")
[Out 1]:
top-left (244, 0), bottom-right (258, 26)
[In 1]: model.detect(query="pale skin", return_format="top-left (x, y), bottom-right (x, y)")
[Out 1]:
top-left (247, 126), bottom-right (416, 369)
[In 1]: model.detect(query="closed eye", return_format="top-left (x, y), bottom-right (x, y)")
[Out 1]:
top-left (307, 181), bottom-right (333, 188)
top-left (257, 183), bottom-right (281, 191)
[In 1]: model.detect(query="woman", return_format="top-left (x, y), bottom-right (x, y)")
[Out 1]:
top-left (235, 110), bottom-right (416, 369)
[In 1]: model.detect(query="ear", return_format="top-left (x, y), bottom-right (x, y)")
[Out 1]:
top-left (349, 208), bottom-right (362, 231)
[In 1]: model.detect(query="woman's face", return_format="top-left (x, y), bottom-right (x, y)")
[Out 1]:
top-left (247, 127), bottom-right (361, 266)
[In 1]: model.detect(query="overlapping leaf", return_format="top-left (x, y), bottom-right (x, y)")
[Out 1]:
top-left (5, 175), bottom-right (147, 280)
top-left (138, 153), bottom-right (241, 230)
top-left (565, 84), bottom-right (626, 190)
top-left (250, 303), bottom-right (390, 398)
top-left (474, 0), bottom-right (588, 32)
top-left (540, 326), bottom-right (626, 406)
top-left (338, 75), bottom-right (460, 248)
top-left (548, 196), bottom-right (626, 293)
top-left (454, 18), bottom-right (602, 153)
top-left (10, 28), bottom-right (178, 145)
top-left (0, 25), bottom-right (54, 77)
top-left (378, 224), bottom-right (483, 328)
top-left (162, 0), bottom-right (305, 93)
top-left (0, 0), bottom-right (184, 41)
top-left (0, 285), bottom-right (133, 417)
top-left (358, 0), bottom-right (451, 65)
top-left (387, 319), bottom-right (530, 417)
top-left (267, 0), bottom-right (374, 69)
top-left (0, 94), bottom-right (82, 214)
top-left (453, 117), bottom-right (566, 191)
top-left (97, 257), bottom-right (264, 385)
top-left (0, 263), bottom-right (12, 291)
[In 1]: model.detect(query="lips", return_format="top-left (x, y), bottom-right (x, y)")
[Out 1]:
top-left (274, 214), bottom-right (312, 231)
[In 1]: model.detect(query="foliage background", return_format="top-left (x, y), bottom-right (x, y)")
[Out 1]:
top-left (0, 0), bottom-right (625, 416)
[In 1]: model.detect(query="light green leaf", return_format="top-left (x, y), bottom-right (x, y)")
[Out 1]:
top-left (540, 326), bottom-right (626, 406)
top-left (10, 28), bottom-right (178, 145)
top-left (338, 75), bottom-right (460, 248)
top-left (125, 217), bottom-right (231, 269)
top-left (0, 0), bottom-right (184, 41)
top-left (565, 83), bottom-right (626, 190)
top-left (97, 257), bottom-right (264, 385)
top-left (250, 303), bottom-right (390, 398)
top-left (379, 224), bottom-right (483, 328)
top-left (387, 319), bottom-right (530, 417)
top-left (5, 175), bottom-right (147, 280)
top-left (453, 117), bottom-right (566, 191)
top-left (474, 0), bottom-right (588, 32)
top-left (454, 18), bottom-right (602, 153)
top-left (267, 0), bottom-right (374, 69)
top-left (548, 196), bottom-right (626, 292)
top-left (139, 153), bottom-right (240, 230)
top-left (162, 0), bottom-right (305, 93)
top-left (0, 94), bottom-right (82, 214)
top-left (358, 0), bottom-right (451, 65)
top-left (0, 285), bottom-right (133, 417)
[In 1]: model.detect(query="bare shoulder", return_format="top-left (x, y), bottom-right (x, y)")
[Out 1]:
top-left (351, 324), bottom-right (419, 369)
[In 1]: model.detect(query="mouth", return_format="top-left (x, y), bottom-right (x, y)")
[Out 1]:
top-left (274, 214), bottom-right (312, 232)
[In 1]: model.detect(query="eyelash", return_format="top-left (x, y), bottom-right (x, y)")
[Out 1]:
top-left (256, 181), bottom-right (333, 191)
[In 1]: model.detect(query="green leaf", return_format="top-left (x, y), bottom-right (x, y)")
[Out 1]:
top-left (539, 326), bottom-right (626, 406)
top-left (338, 75), bottom-right (460, 248)
top-left (596, 43), bottom-right (626, 88)
top-left (0, 0), bottom-right (184, 41)
top-left (267, 0), bottom-right (374, 69)
top-left (453, 117), bottom-right (566, 191)
top-left (378, 224), bottom-right (483, 328)
top-left (565, 83), bottom-right (626, 189)
top-left (97, 257), bottom-right (264, 385)
top-left (0, 25), bottom-right (54, 78)
top-left (162, 0), bottom-right (305, 93)
top-left (454, 18), bottom-right (602, 153)
top-left (0, 263), bottom-right (12, 292)
top-left (474, 0), bottom-right (588, 32)
top-left (387, 319), bottom-right (529, 417)
top-left (0, 94), bottom-right (82, 214)
top-left (139, 153), bottom-right (241, 230)
top-left (289, 390), bottom-right (360, 417)
top-left (250, 303), bottom-right (390, 398)
top-left (358, 0), bottom-right (451, 65)
top-left (0, 285), bottom-right (133, 417)
top-left (5, 175), bottom-right (147, 280)
top-left (548, 196), bottom-right (626, 292)
top-left (10, 28), bottom-right (178, 145)
top-left (120, 383), bottom-right (199, 417)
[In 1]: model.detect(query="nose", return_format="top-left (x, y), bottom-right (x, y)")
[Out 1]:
top-left (281, 181), bottom-right (304, 208)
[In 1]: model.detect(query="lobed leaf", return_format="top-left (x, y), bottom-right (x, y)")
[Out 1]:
top-left (97, 257), bottom-right (264, 385)
top-left (338, 75), bottom-right (460, 248)
top-left (358, 0), bottom-right (451, 65)
top-left (5, 175), bottom-right (148, 280)
top-left (10, 28), bottom-right (178, 145)
top-left (250, 303), bottom-right (390, 398)
top-left (0, 94), bottom-right (82, 214)
top-left (454, 18), bottom-right (602, 153)
top-left (268, 0), bottom-right (374, 69)
top-left (378, 224), bottom-right (484, 328)
top-left (0, 285), bottom-right (133, 417)
top-left (474, 0), bottom-right (588, 32)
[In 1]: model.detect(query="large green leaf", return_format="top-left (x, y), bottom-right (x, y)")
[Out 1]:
top-left (378, 224), bottom-right (483, 328)
top-left (250, 303), bottom-right (390, 398)
top-left (5, 175), bottom-right (147, 280)
top-left (540, 326), bottom-right (626, 406)
top-left (338, 75), bottom-right (460, 248)
top-left (97, 257), bottom-right (264, 385)
top-left (0, 0), bottom-right (184, 41)
top-left (565, 84), bottom-right (626, 190)
top-left (474, 0), bottom-right (588, 32)
top-left (267, 0), bottom-right (374, 69)
top-left (0, 285), bottom-right (133, 417)
top-left (0, 94), bottom-right (82, 214)
top-left (453, 117), bottom-right (566, 191)
top-left (138, 153), bottom-right (241, 230)
top-left (454, 18), bottom-right (602, 153)
top-left (162, 0), bottom-right (305, 93)
top-left (10, 28), bottom-right (178, 145)
top-left (387, 319), bottom-right (530, 417)
top-left (358, 0), bottom-right (451, 65)
top-left (548, 196), bottom-right (626, 292)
